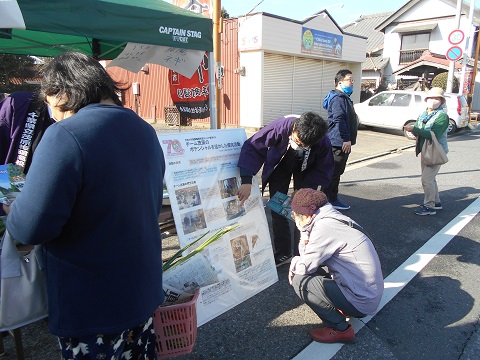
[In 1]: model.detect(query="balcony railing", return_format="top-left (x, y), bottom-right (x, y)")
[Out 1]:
top-left (399, 49), bottom-right (427, 65)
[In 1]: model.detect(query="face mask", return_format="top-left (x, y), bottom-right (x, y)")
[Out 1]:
top-left (289, 138), bottom-right (299, 150)
top-left (341, 84), bottom-right (353, 96)
top-left (426, 99), bottom-right (442, 110)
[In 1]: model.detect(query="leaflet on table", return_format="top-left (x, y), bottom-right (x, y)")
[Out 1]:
top-left (266, 191), bottom-right (294, 222)
top-left (0, 164), bottom-right (25, 205)
top-left (157, 129), bottom-right (278, 326)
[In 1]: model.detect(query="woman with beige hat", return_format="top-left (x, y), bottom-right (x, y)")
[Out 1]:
top-left (404, 87), bottom-right (449, 216)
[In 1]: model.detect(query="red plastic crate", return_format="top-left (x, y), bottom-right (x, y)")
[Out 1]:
top-left (154, 290), bottom-right (199, 359)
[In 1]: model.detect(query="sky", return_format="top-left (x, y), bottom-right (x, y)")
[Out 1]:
top-left (219, 0), bottom-right (410, 26)
top-left (166, 0), bottom-right (479, 27)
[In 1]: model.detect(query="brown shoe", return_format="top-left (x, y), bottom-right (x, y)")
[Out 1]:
top-left (310, 325), bottom-right (355, 343)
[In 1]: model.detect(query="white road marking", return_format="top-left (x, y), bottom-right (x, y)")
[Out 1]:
top-left (293, 197), bottom-right (480, 360)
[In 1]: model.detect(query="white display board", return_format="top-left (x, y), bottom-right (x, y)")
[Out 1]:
top-left (157, 129), bottom-right (278, 325)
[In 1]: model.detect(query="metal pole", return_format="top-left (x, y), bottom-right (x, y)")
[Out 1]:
top-left (213, 0), bottom-right (222, 129)
top-left (446, 0), bottom-right (463, 93)
top-left (209, 52), bottom-right (217, 129)
top-left (458, 0), bottom-right (475, 94)
top-left (468, 29), bottom-right (480, 118)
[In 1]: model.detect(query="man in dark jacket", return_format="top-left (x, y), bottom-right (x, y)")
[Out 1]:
top-left (322, 69), bottom-right (359, 210)
top-left (237, 112), bottom-right (334, 265)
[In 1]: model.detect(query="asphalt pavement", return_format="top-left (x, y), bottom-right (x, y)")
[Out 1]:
top-left (1, 124), bottom-right (479, 360)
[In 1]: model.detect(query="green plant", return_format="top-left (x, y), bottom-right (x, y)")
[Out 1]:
top-left (162, 224), bottom-right (239, 272)
top-left (431, 72), bottom-right (459, 93)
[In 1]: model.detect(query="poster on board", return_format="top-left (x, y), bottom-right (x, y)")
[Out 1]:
top-left (157, 129), bottom-right (278, 325)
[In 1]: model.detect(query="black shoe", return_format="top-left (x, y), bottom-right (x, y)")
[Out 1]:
top-left (275, 254), bottom-right (292, 267)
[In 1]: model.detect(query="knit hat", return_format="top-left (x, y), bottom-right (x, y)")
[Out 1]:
top-left (424, 87), bottom-right (445, 101)
top-left (290, 188), bottom-right (328, 216)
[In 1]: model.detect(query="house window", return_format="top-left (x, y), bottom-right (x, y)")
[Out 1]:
top-left (399, 32), bottom-right (430, 64)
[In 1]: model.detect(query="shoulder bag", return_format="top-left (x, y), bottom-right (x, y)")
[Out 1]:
top-left (0, 230), bottom-right (48, 331)
top-left (421, 131), bottom-right (448, 166)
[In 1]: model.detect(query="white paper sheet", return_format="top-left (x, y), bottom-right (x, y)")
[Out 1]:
top-left (107, 43), bottom-right (204, 78)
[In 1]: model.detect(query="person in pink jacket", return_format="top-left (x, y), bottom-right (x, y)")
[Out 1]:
top-left (289, 188), bottom-right (384, 343)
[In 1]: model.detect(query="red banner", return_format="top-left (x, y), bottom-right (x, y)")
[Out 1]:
top-left (168, 52), bottom-right (210, 119)
top-left (170, 0), bottom-right (211, 120)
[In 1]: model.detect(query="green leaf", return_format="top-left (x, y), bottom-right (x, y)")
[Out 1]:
top-left (162, 224), bottom-right (239, 272)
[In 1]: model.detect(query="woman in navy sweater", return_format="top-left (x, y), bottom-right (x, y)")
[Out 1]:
top-left (4, 51), bottom-right (165, 359)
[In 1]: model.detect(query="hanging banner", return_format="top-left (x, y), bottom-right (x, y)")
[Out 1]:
top-left (168, 52), bottom-right (210, 119)
top-left (157, 129), bottom-right (278, 326)
top-left (169, 0), bottom-right (211, 120)
top-left (107, 43), bottom-right (205, 78)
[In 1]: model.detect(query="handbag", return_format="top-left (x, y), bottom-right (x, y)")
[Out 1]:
top-left (421, 131), bottom-right (448, 166)
top-left (0, 230), bottom-right (48, 331)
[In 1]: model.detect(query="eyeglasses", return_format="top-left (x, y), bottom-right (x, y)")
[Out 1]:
top-left (343, 78), bottom-right (354, 83)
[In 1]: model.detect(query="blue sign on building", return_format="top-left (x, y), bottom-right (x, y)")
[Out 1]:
top-left (301, 27), bottom-right (343, 58)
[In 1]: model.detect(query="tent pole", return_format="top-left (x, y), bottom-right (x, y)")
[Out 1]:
top-left (92, 38), bottom-right (100, 60)
top-left (213, 0), bottom-right (222, 129)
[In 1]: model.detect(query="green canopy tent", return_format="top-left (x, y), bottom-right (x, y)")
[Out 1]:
top-left (0, 0), bottom-right (213, 59)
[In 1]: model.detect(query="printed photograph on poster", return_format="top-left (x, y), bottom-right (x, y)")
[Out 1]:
top-left (230, 235), bottom-right (252, 273)
top-left (218, 177), bottom-right (239, 199)
top-left (175, 185), bottom-right (201, 210)
top-left (251, 234), bottom-right (259, 249)
top-left (181, 208), bottom-right (207, 235)
top-left (223, 199), bottom-right (245, 220)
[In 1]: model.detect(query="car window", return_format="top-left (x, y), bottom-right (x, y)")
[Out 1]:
top-left (414, 95), bottom-right (423, 104)
top-left (369, 93), bottom-right (393, 106)
top-left (391, 94), bottom-right (411, 107)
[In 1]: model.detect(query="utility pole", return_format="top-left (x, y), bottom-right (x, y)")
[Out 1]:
top-left (446, 0), bottom-right (463, 93)
top-left (458, 0), bottom-right (475, 95)
top-left (468, 30), bottom-right (480, 117)
top-left (213, 0), bottom-right (222, 129)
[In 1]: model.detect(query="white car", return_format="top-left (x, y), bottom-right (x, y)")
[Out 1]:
top-left (354, 90), bottom-right (469, 140)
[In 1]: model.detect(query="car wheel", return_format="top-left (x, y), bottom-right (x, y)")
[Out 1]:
top-left (403, 122), bottom-right (416, 140)
top-left (447, 119), bottom-right (457, 134)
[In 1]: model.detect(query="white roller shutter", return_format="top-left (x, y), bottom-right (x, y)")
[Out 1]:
top-left (292, 57), bottom-right (323, 116)
top-left (263, 53), bottom-right (348, 125)
top-left (263, 53), bottom-right (294, 126)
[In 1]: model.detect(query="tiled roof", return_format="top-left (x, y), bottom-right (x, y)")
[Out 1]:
top-left (392, 50), bottom-right (463, 75)
top-left (8, 77), bottom-right (42, 85)
top-left (343, 11), bottom-right (393, 53)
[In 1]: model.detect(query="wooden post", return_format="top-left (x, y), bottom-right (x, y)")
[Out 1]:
top-left (213, 0), bottom-right (222, 129)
